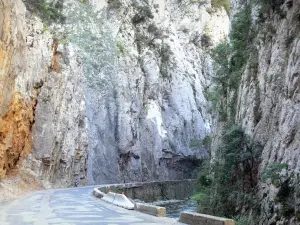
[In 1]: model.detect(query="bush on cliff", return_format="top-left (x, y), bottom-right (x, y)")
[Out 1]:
top-left (194, 125), bottom-right (262, 219)
top-left (23, 0), bottom-right (66, 24)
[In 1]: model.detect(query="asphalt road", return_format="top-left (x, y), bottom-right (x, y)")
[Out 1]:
top-left (0, 186), bottom-right (183, 225)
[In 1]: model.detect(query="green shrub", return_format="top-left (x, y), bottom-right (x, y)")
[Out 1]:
top-left (260, 0), bottom-right (285, 13)
top-left (116, 41), bottom-right (126, 54)
top-left (107, 0), bottom-right (122, 9)
top-left (189, 139), bottom-right (203, 149)
top-left (191, 192), bottom-right (201, 201)
top-left (132, 5), bottom-right (154, 24)
top-left (211, 0), bottom-right (230, 15)
top-left (262, 163), bottom-right (288, 186)
top-left (59, 39), bottom-right (69, 45)
top-left (230, 6), bottom-right (251, 74)
top-left (43, 24), bottom-right (49, 32)
top-left (209, 6), bottom-right (252, 122)
top-left (202, 136), bottom-right (212, 150)
top-left (195, 125), bottom-right (262, 218)
top-left (24, 0), bottom-right (66, 24)
top-left (201, 34), bottom-right (212, 48)
top-left (285, 34), bottom-right (296, 48)
top-left (235, 216), bottom-right (248, 225)
top-left (189, 136), bottom-right (212, 151)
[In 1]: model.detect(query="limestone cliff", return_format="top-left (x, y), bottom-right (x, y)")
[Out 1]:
top-left (211, 0), bottom-right (300, 223)
top-left (84, 0), bottom-right (229, 184)
top-left (0, 0), bottom-right (88, 188)
top-left (0, 0), bottom-right (228, 188)
top-left (238, 1), bottom-right (300, 223)
top-left (0, 0), bottom-right (33, 179)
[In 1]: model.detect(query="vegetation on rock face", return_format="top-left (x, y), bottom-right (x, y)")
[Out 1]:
top-left (193, 125), bottom-right (262, 221)
top-left (262, 163), bottom-right (289, 187)
top-left (189, 136), bottom-right (212, 154)
top-left (187, 0), bottom-right (230, 15)
top-left (80, 0), bottom-right (89, 4)
top-left (198, 0), bottom-right (300, 223)
top-left (211, 0), bottom-right (230, 15)
top-left (207, 5), bottom-right (253, 122)
top-left (116, 41), bottom-right (126, 55)
top-left (23, 0), bottom-right (66, 24)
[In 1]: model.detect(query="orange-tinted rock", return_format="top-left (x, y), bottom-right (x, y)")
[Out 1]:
top-left (0, 93), bottom-right (35, 178)
top-left (0, 0), bottom-right (29, 178)
top-left (51, 39), bottom-right (62, 73)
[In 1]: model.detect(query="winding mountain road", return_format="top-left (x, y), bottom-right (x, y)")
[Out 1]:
top-left (0, 186), bottom-right (183, 225)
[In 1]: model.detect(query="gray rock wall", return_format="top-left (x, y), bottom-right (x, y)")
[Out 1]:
top-left (221, 0), bottom-right (300, 223)
top-left (86, 0), bottom-right (229, 184)
top-left (0, 0), bottom-right (228, 187)
top-left (0, 0), bottom-right (89, 188)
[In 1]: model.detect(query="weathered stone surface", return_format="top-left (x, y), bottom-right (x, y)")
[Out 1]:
top-left (179, 212), bottom-right (235, 225)
top-left (0, 0), bottom-right (228, 189)
top-left (96, 179), bottom-right (196, 202)
top-left (135, 203), bottom-right (166, 217)
top-left (25, 44), bottom-right (89, 188)
top-left (0, 93), bottom-right (35, 178)
top-left (0, 0), bottom-right (26, 116)
top-left (0, 0), bottom-right (88, 188)
top-left (217, 0), bottom-right (300, 224)
top-left (0, 0), bottom-right (33, 178)
top-left (85, 0), bottom-right (229, 184)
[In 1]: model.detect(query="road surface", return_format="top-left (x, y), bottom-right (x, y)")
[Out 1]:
top-left (0, 186), bottom-right (183, 225)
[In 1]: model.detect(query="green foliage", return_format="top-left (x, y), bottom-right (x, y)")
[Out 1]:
top-left (195, 125), bottom-right (262, 218)
top-left (235, 216), bottom-right (248, 225)
top-left (59, 39), bottom-right (69, 45)
top-left (208, 42), bottom-right (230, 119)
top-left (198, 174), bottom-right (212, 187)
top-left (204, 86), bottom-right (221, 110)
top-left (211, 0), bottom-right (230, 15)
top-left (209, 6), bottom-right (253, 121)
top-left (159, 43), bottom-right (173, 77)
top-left (116, 41), bottom-right (126, 55)
top-left (229, 6), bottom-right (252, 77)
top-left (202, 136), bottom-right (212, 150)
top-left (211, 41), bottom-right (230, 78)
top-left (132, 5), bottom-right (154, 24)
top-left (191, 192), bottom-right (201, 201)
top-left (24, 0), bottom-right (66, 24)
top-left (201, 34), bottom-right (213, 48)
top-left (80, 0), bottom-right (89, 4)
top-left (260, 0), bottom-right (285, 13)
top-left (285, 34), bottom-right (296, 48)
top-left (43, 24), bottom-right (49, 32)
top-left (262, 163), bottom-right (288, 186)
top-left (107, 0), bottom-right (122, 9)
top-left (189, 136), bottom-right (212, 151)
top-left (189, 139), bottom-right (202, 149)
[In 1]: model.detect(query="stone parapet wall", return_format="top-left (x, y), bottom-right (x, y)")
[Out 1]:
top-left (96, 179), bottom-right (197, 202)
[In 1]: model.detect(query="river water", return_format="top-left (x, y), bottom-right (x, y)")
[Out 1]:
top-left (154, 199), bottom-right (198, 218)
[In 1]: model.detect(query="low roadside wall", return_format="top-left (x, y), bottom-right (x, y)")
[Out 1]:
top-left (95, 179), bottom-right (196, 202)
top-left (135, 203), bottom-right (166, 217)
top-left (93, 180), bottom-right (235, 224)
top-left (179, 212), bottom-right (235, 225)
